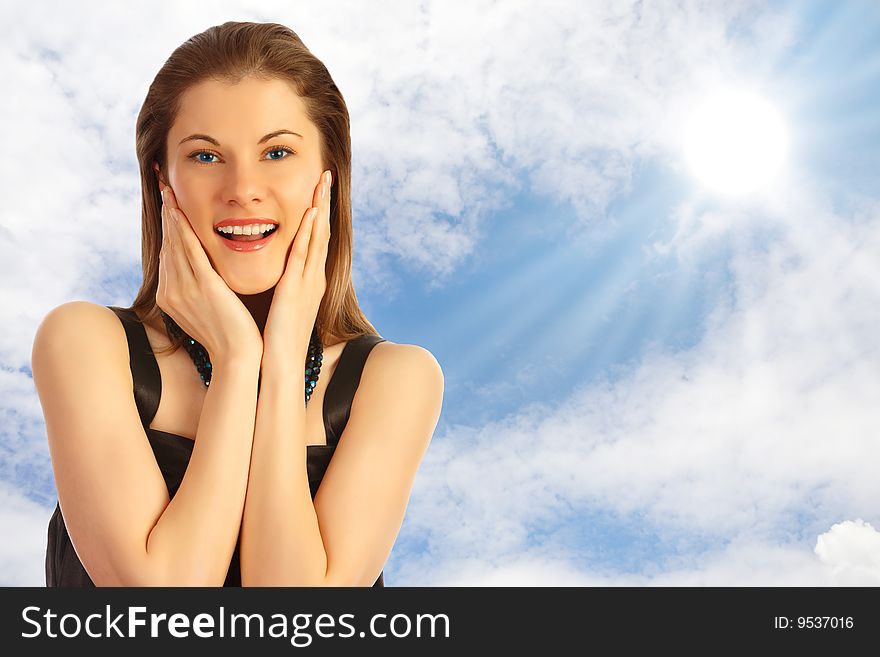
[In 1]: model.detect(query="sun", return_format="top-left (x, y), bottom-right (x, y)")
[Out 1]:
top-left (683, 89), bottom-right (788, 196)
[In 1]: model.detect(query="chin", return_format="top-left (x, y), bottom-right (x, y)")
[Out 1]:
top-left (231, 282), bottom-right (277, 295)
top-left (201, 240), bottom-right (289, 295)
top-left (219, 267), bottom-right (282, 295)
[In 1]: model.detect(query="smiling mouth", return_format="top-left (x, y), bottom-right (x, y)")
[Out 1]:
top-left (215, 225), bottom-right (279, 242)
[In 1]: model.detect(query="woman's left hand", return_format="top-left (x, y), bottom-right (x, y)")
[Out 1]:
top-left (262, 169), bottom-right (333, 370)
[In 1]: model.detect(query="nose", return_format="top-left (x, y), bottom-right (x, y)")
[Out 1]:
top-left (221, 163), bottom-right (267, 207)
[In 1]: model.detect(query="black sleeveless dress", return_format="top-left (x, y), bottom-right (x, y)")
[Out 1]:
top-left (45, 305), bottom-right (387, 587)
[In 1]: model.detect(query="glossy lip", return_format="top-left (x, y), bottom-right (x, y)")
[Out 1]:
top-left (215, 226), bottom-right (279, 252)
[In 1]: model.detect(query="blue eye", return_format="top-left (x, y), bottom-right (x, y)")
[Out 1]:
top-left (266, 147), bottom-right (293, 161)
top-left (186, 145), bottom-right (296, 166)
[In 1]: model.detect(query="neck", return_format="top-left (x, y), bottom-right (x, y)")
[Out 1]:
top-left (236, 286), bottom-right (276, 336)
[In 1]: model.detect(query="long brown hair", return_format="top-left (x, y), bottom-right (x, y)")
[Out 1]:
top-left (129, 21), bottom-right (380, 356)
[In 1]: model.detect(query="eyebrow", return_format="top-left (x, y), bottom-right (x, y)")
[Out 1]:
top-left (178, 129), bottom-right (304, 147)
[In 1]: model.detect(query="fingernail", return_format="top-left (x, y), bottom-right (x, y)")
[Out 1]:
top-left (320, 182), bottom-right (327, 200)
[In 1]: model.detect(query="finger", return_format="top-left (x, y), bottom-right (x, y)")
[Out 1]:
top-left (305, 170), bottom-right (332, 275)
top-left (158, 190), bottom-right (176, 308)
top-left (162, 187), bottom-right (197, 281)
top-left (162, 183), bottom-right (180, 212)
top-left (291, 205), bottom-right (318, 279)
top-left (164, 185), bottom-right (218, 281)
top-left (164, 194), bottom-right (215, 282)
top-left (165, 192), bottom-right (195, 285)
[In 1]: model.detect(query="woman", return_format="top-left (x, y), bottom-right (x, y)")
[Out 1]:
top-left (31, 21), bottom-right (444, 586)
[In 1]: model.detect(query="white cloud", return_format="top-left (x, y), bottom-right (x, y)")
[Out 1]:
top-left (0, 481), bottom-right (51, 586)
top-left (815, 519), bottom-right (880, 586)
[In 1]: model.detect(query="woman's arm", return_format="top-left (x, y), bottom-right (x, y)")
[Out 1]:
top-left (144, 349), bottom-right (262, 585)
top-left (239, 342), bottom-right (324, 586)
top-left (34, 301), bottom-right (261, 586)
top-left (239, 342), bottom-right (443, 586)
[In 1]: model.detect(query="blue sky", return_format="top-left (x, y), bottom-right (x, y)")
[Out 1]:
top-left (2, 0), bottom-right (879, 585)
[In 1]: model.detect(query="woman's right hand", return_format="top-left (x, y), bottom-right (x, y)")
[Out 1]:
top-left (157, 184), bottom-right (263, 364)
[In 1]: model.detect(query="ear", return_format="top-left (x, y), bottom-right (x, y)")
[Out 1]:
top-left (153, 162), bottom-right (167, 189)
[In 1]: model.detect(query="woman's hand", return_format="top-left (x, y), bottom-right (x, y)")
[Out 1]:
top-left (262, 170), bottom-right (333, 369)
top-left (157, 184), bottom-right (263, 363)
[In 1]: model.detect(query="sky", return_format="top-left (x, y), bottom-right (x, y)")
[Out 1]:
top-left (1, 0), bottom-right (879, 586)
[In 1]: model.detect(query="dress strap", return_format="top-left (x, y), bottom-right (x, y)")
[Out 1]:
top-left (323, 334), bottom-right (387, 448)
top-left (107, 306), bottom-right (161, 429)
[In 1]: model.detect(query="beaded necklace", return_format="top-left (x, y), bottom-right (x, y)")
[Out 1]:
top-left (160, 311), bottom-right (324, 406)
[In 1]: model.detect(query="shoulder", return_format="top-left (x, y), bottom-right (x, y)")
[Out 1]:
top-left (34, 301), bottom-right (123, 346)
top-left (356, 339), bottom-right (444, 428)
top-left (32, 301), bottom-right (128, 376)
top-left (364, 339), bottom-right (444, 393)
top-left (342, 339), bottom-right (443, 453)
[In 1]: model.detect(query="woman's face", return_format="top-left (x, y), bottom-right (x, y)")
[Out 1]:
top-left (155, 76), bottom-right (325, 294)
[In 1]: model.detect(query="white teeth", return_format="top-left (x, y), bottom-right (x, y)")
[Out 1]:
top-left (216, 223), bottom-right (276, 236)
